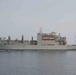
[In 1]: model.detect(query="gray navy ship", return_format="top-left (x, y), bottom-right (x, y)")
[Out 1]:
top-left (0, 29), bottom-right (76, 50)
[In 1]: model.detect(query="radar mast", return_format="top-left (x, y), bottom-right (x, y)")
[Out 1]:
top-left (39, 27), bottom-right (42, 34)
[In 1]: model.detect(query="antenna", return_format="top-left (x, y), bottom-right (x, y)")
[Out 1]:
top-left (39, 27), bottom-right (42, 33)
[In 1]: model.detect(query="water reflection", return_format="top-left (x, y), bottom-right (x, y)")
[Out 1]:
top-left (0, 50), bottom-right (76, 75)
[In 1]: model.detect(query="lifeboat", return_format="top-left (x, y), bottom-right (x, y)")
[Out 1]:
top-left (42, 38), bottom-right (55, 40)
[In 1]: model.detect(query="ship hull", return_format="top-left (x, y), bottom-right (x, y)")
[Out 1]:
top-left (0, 44), bottom-right (76, 50)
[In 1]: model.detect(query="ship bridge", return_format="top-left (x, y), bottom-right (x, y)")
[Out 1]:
top-left (37, 32), bottom-right (67, 46)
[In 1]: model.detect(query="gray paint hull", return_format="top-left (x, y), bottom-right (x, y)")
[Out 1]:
top-left (0, 44), bottom-right (76, 50)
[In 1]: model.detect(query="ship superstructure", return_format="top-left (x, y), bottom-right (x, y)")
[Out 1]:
top-left (0, 30), bottom-right (76, 50)
top-left (0, 32), bottom-right (66, 46)
top-left (37, 32), bottom-right (67, 46)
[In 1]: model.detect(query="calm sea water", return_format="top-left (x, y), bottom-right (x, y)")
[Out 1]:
top-left (0, 50), bottom-right (76, 75)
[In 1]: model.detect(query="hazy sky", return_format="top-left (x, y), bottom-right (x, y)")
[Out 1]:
top-left (0, 0), bottom-right (76, 44)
